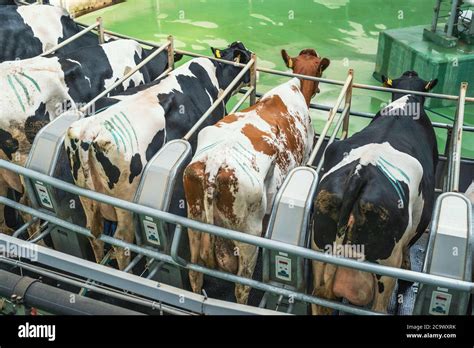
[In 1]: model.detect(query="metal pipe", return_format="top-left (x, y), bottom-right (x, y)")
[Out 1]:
top-left (97, 17), bottom-right (105, 44)
top-left (183, 57), bottom-right (255, 140)
top-left (0, 269), bottom-right (144, 315)
top-left (28, 224), bottom-right (53, 244)
top-left (315, 104), bottom-right (350, 173)
top-left (341, 69), bottom-right (354, 139)
top-left (99, 234), bottom-right (382, 315)
top-left (452, 82), bottom-right (468, 192)
top-left (0, 196), bottom-right (93, 239)
top-left (230, 87), bottom-right (254, 114)
top-left (167, 35), bottom-right (175, 70)
top-left (431, 0), bottom-right (443, 32)
top-left (447, 0), bottom-right (460, 37)
top-left (249, 54), bottom-right (258, 105)
top-left (257, 66), bottom-right (474, 102)
top-left (239, 88), bottom-right (474, 133)
top-left (0, 257), bottom-right (192, 315)
top-left (306, 71), bottom-right (354, 167)
top-left (0, 234), bottom-right (281, 316)
top-left (40, 21), bottom-right (100, 57)
top-left (123, 253), bottom-right (144, 273)
top-left (80, 40), bottom-right (172, 114)
top-left (1, 161), bottom-right (473, 293)
top-left (12, 218), bottom-right (39, 239)
top-left (72, 23), bottom-right (474, 102)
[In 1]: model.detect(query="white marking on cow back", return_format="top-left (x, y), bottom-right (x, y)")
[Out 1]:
top-left (101, 40), bottom-right (146, 90)
top-left (321, 142), bottom-right (425, 258)
top-left (321, 142), bottom-right (422, 186)
top-left (17, 5), bottom-right (68, 52)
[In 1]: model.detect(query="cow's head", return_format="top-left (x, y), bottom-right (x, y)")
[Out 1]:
top-left (211, 41), bottom-right (253, 91)
top-left (281, 49), bottom-right (330, 106)
top-left (382, 71), bottom-right (438, 104)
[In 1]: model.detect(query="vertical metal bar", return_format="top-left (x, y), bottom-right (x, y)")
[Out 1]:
top-left (249, 53), bottom-right (258, 106)
top-left (341, 69), bottom-right (354, 139)
top-left (306, 71), bottom-right (354, 167)
top-left (230, 87), bottom-right (254, 114)
top-left (316, 104), bottom-right (350, 173)
top-left (170, 225), bottom-right (187, 266)
top-left (452, 82), bottom-right (467, 192)
top-left (431, 0), bottom-right (443, 32)
top-left (97, 17), bottom-right (105, 44)
top-left (447, 0), bottom-right (460, 37)
top-left (442, 127), bottom-right (453, 193)
top-left (167, 35), bottom-right (175, 70)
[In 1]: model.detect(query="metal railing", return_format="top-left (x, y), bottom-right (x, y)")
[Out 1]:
top-left (0, 160), bottom-right (473, 316)
top-left (306, 69), bottom-right (354, 171)
top-left (7, 0), bottom-right (474, 315)
top-left (447, 82), bottom-right (469, 192)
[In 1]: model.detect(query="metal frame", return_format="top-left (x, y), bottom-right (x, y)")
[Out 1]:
top-left (447, 82), bottom-right (469, 192)
top-left (6, 1), bottom-right (474, 315)
top-left (307, 70), bottom-right (354, 170)
top-left (0, 161), bottom-right (473, 316)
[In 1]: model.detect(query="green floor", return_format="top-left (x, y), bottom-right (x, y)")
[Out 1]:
top-left (80, 0), bottom-right (474, 158)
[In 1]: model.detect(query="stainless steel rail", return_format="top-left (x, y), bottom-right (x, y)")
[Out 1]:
top-left (0, 161), bottom-right (472, 296)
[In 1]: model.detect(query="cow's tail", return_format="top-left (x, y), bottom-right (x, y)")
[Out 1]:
top-left (336, 163), bottom-right (367, 245)
top-left (66, 125), bottom-right (95, 192)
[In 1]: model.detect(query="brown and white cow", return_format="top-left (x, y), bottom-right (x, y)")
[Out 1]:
top-left (183, 49), bottom-right (330, 304)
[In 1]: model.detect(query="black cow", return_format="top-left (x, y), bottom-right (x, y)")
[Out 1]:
top-left (0, 39), bottom-right (176, 236)
top-left (0, 4), bottom-right (98, 62)
top-left (65, 42), bottom-right (253, 270)
top-left (311, 71), bottom-right (438, 314)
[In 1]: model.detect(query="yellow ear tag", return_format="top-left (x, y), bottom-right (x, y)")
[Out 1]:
top-left (215, 50), bottom-right (221, 58)
top-left (288, 59), bottom-right (293, 68)
top-left (387, 78), bottom-right (393, 86)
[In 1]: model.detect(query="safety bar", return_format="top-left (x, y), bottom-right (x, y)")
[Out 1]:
top-left (79, 38), bottom-right (173, 114)
top-left (239, 88), bottom-right (474, 133)
top-left (306, 70), bottom-right (354, 168)
top-left (1, 160), bottom-right (473, 295)
top-left (315, 104), bottom-right (351, 173)
top-left (230, 86), bottom-right (255, 114)
top-left (183, 55), bottom-right (256, 140)
top-left (73, 22), bottom-right (474, 104)
top-left (447, 82), bottom-right (468, 192)
top-left (1, 174), bottom-right (472, 315)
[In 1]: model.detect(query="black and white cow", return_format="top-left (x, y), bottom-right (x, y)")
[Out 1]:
top-left (65, 42), bottom-right (253, 270)
top-left (0, 39), bottom-right (175, 235)
top-left (311, 71), bottom-right (438, 314)
top-left (0, 3), bottom-right (98, 62)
